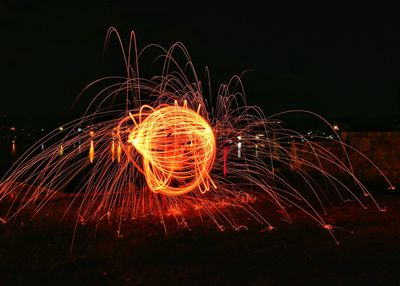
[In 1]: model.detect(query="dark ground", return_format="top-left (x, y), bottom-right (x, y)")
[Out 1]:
top-left (0, 191), bottom-right (399, 286)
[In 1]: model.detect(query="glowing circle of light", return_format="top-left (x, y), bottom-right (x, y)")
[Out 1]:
top-left (129, 105), bottom-right (216, 196)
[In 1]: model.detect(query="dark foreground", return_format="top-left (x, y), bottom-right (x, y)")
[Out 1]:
top-left (0, 191), bottom-right (399, 286)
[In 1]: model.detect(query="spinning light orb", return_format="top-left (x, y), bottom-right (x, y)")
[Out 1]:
top-left (128, 104), bottom-right (216, 196)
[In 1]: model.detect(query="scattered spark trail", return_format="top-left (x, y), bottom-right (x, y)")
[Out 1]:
top-left (0, 28), bottom-right (394, 242)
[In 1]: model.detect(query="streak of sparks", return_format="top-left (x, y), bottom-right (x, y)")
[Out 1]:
top-left (0, 28), bottom-right (393, 243)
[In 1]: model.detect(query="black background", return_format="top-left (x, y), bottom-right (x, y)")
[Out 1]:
top-left (1, 1), bottom-right (400, 128)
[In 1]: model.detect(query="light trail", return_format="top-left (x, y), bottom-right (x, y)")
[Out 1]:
top-left (0, 28), bottom-right (393, 243)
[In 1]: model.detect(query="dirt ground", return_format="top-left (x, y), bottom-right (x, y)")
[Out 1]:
top-left (0, 191), bottom-right (399, 286)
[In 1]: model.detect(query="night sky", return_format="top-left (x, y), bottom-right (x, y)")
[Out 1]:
top-left (1, 1), bottom-right (400, 126)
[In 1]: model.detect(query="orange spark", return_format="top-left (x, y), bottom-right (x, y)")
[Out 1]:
top-left (111, 141), bottom-right (115, 162)
top-left (117, 141), bottom-right (122, 163)
top-left (89, 140), bottom-right (95, 163)
top-left (11, 140), bottom-right (16, 154)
